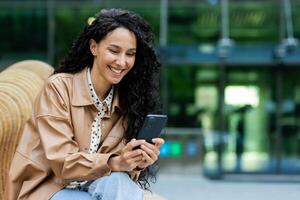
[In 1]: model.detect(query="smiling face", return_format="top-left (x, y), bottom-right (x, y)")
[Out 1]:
top-left (90, 27), bottom-right (137, 89)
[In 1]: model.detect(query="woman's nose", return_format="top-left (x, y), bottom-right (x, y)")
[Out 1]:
top-left (115, 55), bottom-right (126, 67)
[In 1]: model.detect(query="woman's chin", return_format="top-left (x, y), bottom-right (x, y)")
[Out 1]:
top-left (107, 73), bottom-right (127, 84)
top-left (108, 77), bottom-right (123, 85)
top-left (105, 70), bottom-right (128, 85)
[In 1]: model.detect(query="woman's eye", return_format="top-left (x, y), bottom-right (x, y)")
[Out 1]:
top-left (127, 52), bottom-right (136, 57)
top-left (109, 49), bottom-right (119, 54)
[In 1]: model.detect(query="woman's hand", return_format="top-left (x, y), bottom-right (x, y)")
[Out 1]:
top-left (108, 139), bottom-right (146, 172)
top-left (136, 138), bottom-right (165, 169)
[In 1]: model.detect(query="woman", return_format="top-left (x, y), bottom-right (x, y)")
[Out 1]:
top-left (6, 8), bottom-right (164, 200)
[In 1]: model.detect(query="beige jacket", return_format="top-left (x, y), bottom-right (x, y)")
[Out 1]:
top-left (6, 68), bottom-right (137, 200)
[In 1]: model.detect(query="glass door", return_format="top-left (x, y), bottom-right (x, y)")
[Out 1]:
top-left (222, 67), bottom-right (274, 173)
top-left (279, 67), bottom-right (300, 174)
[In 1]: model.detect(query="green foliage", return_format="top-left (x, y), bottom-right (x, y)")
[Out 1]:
top-left (168, 66), bottom-right (196, 102)
top-left (0, 8), bottom-right (47, 52)
top-left (2, 2), bottom-right (300, 58)
top-left (54, 6), bottom-right (98, 65)
top-left (167, 3), bottom-right (281, 43)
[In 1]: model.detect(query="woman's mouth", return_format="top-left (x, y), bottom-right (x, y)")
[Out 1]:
top-left (108, 65), bottom-right (123, 74)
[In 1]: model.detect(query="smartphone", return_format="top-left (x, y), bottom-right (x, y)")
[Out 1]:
top-left (136, 114), bottom-right (168, 143)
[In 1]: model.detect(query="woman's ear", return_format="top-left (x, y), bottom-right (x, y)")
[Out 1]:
top-left (89, 39), bottom-right (97, 56)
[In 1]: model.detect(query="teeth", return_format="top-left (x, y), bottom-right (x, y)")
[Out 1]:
top-left (109, 66), bottom-right (122, 74)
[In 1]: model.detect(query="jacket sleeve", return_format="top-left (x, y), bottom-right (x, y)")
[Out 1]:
top-left (34, 77), bottom-right (115, 184)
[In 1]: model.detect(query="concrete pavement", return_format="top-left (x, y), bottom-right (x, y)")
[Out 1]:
top-left (150, 174), bottom-right (300, 200)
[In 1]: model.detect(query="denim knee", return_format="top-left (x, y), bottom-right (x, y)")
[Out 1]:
top-left (88, 172), bottom-right (143, 200)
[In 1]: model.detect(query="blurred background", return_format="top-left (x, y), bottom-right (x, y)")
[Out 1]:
top-left (1, 0), bottom-right (300, 199)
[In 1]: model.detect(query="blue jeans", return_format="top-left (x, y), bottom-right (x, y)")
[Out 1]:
top-left (50, 172), bottom-right (143, 200)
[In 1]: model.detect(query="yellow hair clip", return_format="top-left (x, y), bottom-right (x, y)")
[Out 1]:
top-left (87, 17), bottom-right (96, 25)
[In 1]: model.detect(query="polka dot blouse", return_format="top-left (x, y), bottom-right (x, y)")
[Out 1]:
top-left (66, 68), bottom-right (114, 189)
top-left (87, 67), bottom-right (114, 154)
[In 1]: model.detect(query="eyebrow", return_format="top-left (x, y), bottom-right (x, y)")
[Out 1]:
top-left (108, 44), bottom-right (136, 51)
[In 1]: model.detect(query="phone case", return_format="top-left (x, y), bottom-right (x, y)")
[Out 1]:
top-left (137, 114), bottom-right (168, 142)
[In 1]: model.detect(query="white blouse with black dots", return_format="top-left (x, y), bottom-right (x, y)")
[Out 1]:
top-left (66, 68), bottom-right (114, 189)
top-left (87, 67), bottom-right (114, 154)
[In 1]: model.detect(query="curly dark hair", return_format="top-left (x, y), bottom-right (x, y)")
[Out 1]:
top-left (54, 8), bottom-right (161, 189)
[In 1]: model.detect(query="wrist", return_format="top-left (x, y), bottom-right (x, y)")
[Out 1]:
top-left (108, 155), bottom-right (121, 171)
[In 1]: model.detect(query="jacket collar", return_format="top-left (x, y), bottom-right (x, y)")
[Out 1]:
top-left (110, 87), bottom-right (120, 114)
top-left (71, 67), bottom-right (121, 113)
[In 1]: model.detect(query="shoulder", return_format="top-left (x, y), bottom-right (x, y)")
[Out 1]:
top-left (36, 73), bottom-right (76, 110)
top-left (47, 73), bottom-right (74, 87)
top-left (45, 69), bottom-right (86, 92)
top-left (35, 68), bottom-right (89, 110)
top-left (42, 72), bottom-right (78, 97)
